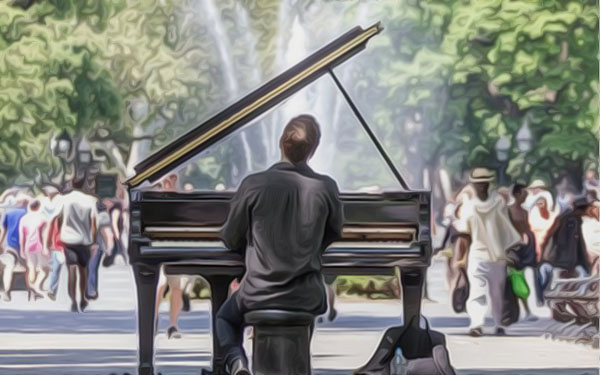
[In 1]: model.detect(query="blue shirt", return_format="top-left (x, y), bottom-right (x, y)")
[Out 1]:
top-left (2, 208), bottom-right (27, 250)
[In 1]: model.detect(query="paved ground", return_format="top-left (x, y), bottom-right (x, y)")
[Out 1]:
top-left (0, 257), bottom-right (597, 375)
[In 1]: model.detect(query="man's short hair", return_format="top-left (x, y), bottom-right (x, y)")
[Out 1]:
top-left (512, 183), bottom-right (526, 196)
top-left (280, 114), bottom-right (321, 164)
top-left (72, 175), bottom-right (85, 189)
top-left (29, 199), bottom-right (40, 211)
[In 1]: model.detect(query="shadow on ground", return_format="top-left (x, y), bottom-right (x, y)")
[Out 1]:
top-left (0, 348), bottom-right (210, 375)
top-left (0, 348), bottom-right (597, 375)
top-left (457, 369), bottom-right (599, 375)
top-left (0, 309), bottom-right (211, 334)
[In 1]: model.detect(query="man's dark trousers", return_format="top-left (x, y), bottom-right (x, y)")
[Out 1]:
top-left (216, 291), bottom-right (317, 369)
top-left (216, 291), bottom-right (249, 367)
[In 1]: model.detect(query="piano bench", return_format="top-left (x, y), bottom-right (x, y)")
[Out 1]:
top-left (244, 310), bottom-right (315, 375)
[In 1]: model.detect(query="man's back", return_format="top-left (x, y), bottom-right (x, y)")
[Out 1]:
top-left (60, 190), bottom-right (98, 246)
top-left (221, 161), bottom-right (343, 313)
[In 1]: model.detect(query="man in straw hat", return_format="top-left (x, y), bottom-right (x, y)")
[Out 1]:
top-left (461, 168), bottom-right (521, 336)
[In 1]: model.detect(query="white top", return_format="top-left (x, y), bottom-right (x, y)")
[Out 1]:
top-left (582, 215), bottom-right (600, 258)
top-left (462, 193), bottom-right (521, 261)
top-left (39, 194), bottom-right (63, 220)
top-left (59, 191), bottom-right (98, 246)
top-left (523, 190), bottom-right (555, 211)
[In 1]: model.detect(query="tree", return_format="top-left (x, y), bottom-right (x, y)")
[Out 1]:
top-left (0, 1), bottom-right (121, 186)
top-left (442, 0), bottom-right (598, 187)
top-left (0, 0), bottom-right (597, 195)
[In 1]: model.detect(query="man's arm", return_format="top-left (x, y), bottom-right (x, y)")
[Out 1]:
top-left (40, 220), bottom-right (49, 256)
top-left (322, 179), bottom-right (344, 249)
top-left (0, 215), bottom-right (6, 253)
top-left (45, 216), bottom-right (56, 252)
top-left (90, 210), bottom-right (97, 244)
top-left (19, 219), bottom-right (25, 256)
top-left (111, 208), bottom-right (121, 241)
top-left (220, 181), bottom-right (252, 252)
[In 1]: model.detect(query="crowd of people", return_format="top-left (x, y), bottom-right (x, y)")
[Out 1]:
top-left (0, 177), bottom-right (128, 312)
top-left (437, 168), bottom-right (600, 336)
top-left (1, 163), bottom-right (598, 343)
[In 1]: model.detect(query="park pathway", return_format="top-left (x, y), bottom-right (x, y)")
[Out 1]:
top-left (0, 258), bottom-right (597, 375)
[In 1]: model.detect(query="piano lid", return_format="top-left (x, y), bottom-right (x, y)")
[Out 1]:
top-left (127, 22), bottom-right (383, 188)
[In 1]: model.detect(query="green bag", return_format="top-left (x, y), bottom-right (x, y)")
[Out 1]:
top-left (508, 267), bottom-right (530, 300)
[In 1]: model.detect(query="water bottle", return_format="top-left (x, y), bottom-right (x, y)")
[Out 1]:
top-left (390, 347), bottom-right (408, 375)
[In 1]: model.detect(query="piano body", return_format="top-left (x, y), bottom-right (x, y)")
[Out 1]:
top-left (127, 23), bottom-right (432, 375)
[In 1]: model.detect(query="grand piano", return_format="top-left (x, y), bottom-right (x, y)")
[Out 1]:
top-left (126, 22), bottom-right (432, 375)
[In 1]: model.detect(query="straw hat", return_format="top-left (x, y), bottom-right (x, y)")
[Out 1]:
top-left (528, 179), bottom-right (547, 189)
top-left (469, 168), bottom-right (495, 183)
top-left (41, 185), bottom-right (60, 195)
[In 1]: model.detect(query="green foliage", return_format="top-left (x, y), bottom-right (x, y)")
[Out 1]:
top-left (432, 0), bottom-right (598, 186)
top-left (335, 275), bottom-right (400, 299)
top-left (0, 0), bottom-right (597, 192)
top-left (0, 1), bottom-right (121, 185)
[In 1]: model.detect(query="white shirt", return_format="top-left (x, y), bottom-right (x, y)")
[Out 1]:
top-left (523, 190), bottom-right (555, 211)
top-left (582, 215), bottom-right (600, 258)
top-left (59, 191), bottom-right (98, 246)
top-left (39, 194), bottom-right (63, 220)
top-left (462, 193), bottom-right (521, 261)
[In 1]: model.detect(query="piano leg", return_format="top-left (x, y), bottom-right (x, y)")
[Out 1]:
top-left (133, 263), bottom-right (160, 375)
top-left (204, 274), bottom-right (238, 375)
top-left (401, 267), bottom-right (424, 327)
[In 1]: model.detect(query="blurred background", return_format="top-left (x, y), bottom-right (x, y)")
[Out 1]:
top-left (0, 2), bottom-right (599, 373)
top-left (1, 0), bottom-right (597, 212)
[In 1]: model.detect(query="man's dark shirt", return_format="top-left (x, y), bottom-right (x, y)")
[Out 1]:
top-left (221, 161), bottom-right (343, 314)
top-left (542, 208), bottom-right (590, 272)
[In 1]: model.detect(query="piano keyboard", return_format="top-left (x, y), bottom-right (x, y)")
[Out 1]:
top-left (144, 239), bottom-right (421, 257)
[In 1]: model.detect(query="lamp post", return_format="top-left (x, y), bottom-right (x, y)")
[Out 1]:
top-left (495, 136), bottom-right (511, 186)
top-left (52, 130), bottom-right (73, 187)
top-left (76, 137), bottom-right (94, 193)
top-left (516, 119), bottom-right (533, 153)
top-left (77, 137), bottom-right (92, 167)
top-left (516, 118), bottom-right (534, 179)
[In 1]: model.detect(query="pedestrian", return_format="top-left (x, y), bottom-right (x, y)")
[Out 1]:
top-left (540, 196), bottom-right (592, 289)
top-left (86, 200), bottom-right (114, 300)
top-left (528, 191), bottom-right (560, 306)
top-left (438, 185), bottom-right (473, 313)
top-left (154, 174), bottom-right (187, 339)
top-left (461, 168), bottom-right (521, 337)
top-left (19, 199), bottom-right (48, 299)
top-left (38, 185), bottom-right (64, 301)
top-left (529, 191), bottom-right (570, 306)
top-left (58, 176), bottom-right (98, 312)
top-left (45, 208), bottom-right (65, 301)
top-left (156, 271), bottom-right (188, 339)
top-left (523, 179), bottom-right (554, 211)
top-left (529, 195), bottom-right (559, 264)
top-left (555, 176), bottom-right (576, 213)
top-left (506, 184), bottom-right (537, 320)
top-left (583, 168), bottom-right (599, 198)
top-left (581, 200), bottom-right (600, 275)
top-left (101, 199), bottom-right (126, 266)
top-left (0, 195), bottom-right (29, 301)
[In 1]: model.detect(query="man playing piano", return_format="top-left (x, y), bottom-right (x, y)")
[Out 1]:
top-left (216, 114), bottom-right (344, 375)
